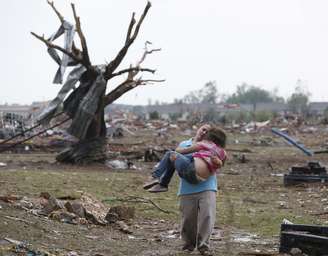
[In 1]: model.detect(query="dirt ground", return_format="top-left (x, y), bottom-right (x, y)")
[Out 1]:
top-left (0, 128), bottom-right (328, 256)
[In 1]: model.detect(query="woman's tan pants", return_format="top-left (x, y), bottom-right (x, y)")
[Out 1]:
top-left (179, 191), bottom-right (216, 250)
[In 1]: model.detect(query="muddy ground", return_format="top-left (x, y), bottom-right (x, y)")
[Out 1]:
top-left (0, 128), bottom-right (328, 256)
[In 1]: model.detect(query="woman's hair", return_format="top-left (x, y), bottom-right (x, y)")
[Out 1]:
top-left (204, 127), bottom-right (227, 148)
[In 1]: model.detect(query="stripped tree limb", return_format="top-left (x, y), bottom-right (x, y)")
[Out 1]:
top-left (72, 42), bottom-right (83, 60)
top-left (46, 1), bottom-right (83, 60)
top-left (131, 3), bottom-right (151, 42)
top-left (103, 196), bottom-right (171, 214)
top-left (104, 78), bottom-right (164, 106)
top-left (128, 196), bottom-right (171, 214)
top-left (71, 3), bottom-right (91, 67)
top-left (125, 13), bottom-right (136, 44)
top-left (5, 216), bottom-right (32, 225)
top-left (105, 1), bottom-right (151, 79)
top-left (47, 0), bottom-right (64, 24)
top-left (137, 79), bottom-right (165, 85)
top-left (104, 80), bottom-right (138, 105)
top-left (111, 67), bottom-right (156, 78)
top-left (31, 32), bottom-right (84, 66)
top-left (136, 41), bottom-right (161, 68)
top-left (0, 111), bottom-right (65, 146)
top-left (105, 41), bottom-right (163, 105)
top-left (139, 48), bottom-right (161, 65)
top-left (0, 117), bottom-right (71, 154)
top-left (30, 1), bottom-right (163, 164)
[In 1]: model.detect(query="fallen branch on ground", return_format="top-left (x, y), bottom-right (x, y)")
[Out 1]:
top-left (103, 196), bottom-right (171, 214)
top-left (5, 215), bottom-right (32, 225)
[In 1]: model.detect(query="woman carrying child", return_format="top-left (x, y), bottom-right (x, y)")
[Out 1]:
top-left (146, 126), bottom-right (227, 192)
top-left (144, 125), bottom-right (227, 255)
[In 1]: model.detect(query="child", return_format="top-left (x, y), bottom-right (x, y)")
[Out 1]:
top-left (148, 127), bottom-right (227, 192)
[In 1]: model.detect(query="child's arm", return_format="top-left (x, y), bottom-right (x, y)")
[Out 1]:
top-left (211, 150), bottom-right (227, 168)
top-left (175, 144), bottom-right (200, 154)
top-left (211, 156), bottom-right (223, 168)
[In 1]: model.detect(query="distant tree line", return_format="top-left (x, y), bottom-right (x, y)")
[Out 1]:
top-left (148, 79), bottom-right (311, 115)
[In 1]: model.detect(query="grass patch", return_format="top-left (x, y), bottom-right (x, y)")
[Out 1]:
top-left (217, 174), bottom-right (322, 236)
top-left (0, 162), bottom-right (325, 238)
top-left (0, 169), bottom-right (181, 221)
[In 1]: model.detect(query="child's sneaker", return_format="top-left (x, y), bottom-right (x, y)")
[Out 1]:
top-left (143, 178), bottom-right (159, 190)
top-left (147, 184), bottom-right (168, 193)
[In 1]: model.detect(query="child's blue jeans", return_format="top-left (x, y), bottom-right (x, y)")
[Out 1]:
top-left (152, 150), bottom-right (201, 186)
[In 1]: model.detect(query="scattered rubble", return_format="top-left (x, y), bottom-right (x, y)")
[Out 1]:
top-left (0, 192), bottom-right (136, 230)
top-left (284, 161), bottom-right (328, 186)
top-left (105, 159), bottom-right (136, 170)
top-left (279, 222), bottom-right (328, 256)
top-left (2, 105), bottom-right (328, 255)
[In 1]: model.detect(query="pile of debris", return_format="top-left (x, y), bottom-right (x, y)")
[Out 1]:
top-left (284, 161), bottom-right (328, 186)
top-left (0, 192), bottom-right (135, 233)
top-left (36, 192), bottom-right (107, 225)
top-left (280, 221), bottom-right (328, 256)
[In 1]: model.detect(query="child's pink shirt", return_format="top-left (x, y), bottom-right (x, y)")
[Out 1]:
top-left (192, 141), bottom-right (227, 172)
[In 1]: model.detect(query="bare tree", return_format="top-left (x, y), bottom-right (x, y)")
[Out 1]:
top-left (32, 1), bottom-right (163, 163)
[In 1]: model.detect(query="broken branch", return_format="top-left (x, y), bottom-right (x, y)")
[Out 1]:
top-left (138, 48), bottom-right (161, 65)
top-left (46, 1), bottom-right (83, 62)
top-left (125, 13), bottom-right (136, 44)
top-left (104, 77), bottom-right (163, 106)
top-left (71, 3), bottom-right (91, 67)
top-left (111, 67), bottom-right (156, 78)
top-left (104, 80), bottom-right (137, 105)
top-left (105, 1), bottom-right (152, 79)
top-left (133, 196), bottom-right (171, 214)
top-left (103, 196), bottom-right (171, 214)
top-left (106, 40), bottom-right (162, 95)
top-left (31, 32), bottom-right (83, 65)
top-left (130, 2), bottom-right (152, 42)
top-left (47, 0), bottom-right (64, 24)
top-left (5, 215), bottom-right (32, 225)
top-left (138, 79), bottom-right (165, 85)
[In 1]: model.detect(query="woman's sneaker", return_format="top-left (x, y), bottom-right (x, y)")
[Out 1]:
top-left (143, 178), bottom-right (159, 190)
top-left (182, 244), bottom-right (194, 252)
top-left (199, 247), bottom-right (213, 256)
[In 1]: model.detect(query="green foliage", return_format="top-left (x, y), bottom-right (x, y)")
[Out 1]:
top-left (169, 112), bottom-right (182, 121)
top-left (324, 107), bottom-right (328, 117)
top-left (321, 107), bottom-right (328, 124)
top-left (173, 98), bottom-right (183, 104)
top-left (183, 91), bottom-right (201, 104)
top-left (201, 81), bottom-right (218, 104)
top-left (149, 111), bottom-right (160, 120)
top-left (225, 111), bottom-right (253, 123)
top-left (254, 111), bottom-right (274, 122)
top-left (271, 87), bottom-right (285, 103)
top-left (226, 83), bottom-right (274, 111)
top-left (183, 81), bottom-right (219, 104)
top-left (223, 110), bottom-right (273, 123)
top-left (287, 85), bottom-right (310, 114)
top-left (202, 108), bottom-right (224, 123)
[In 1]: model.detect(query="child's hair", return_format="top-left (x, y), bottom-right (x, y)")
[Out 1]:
top-left (204, 127), bottom-right (227, 148)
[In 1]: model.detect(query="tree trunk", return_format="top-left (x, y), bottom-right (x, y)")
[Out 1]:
top-left (56, 136), bottom-right (107, 164)
top-left (33, 2), bottom-right (156, 165)
top-left (56, 97), bottom-right (107, 164)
